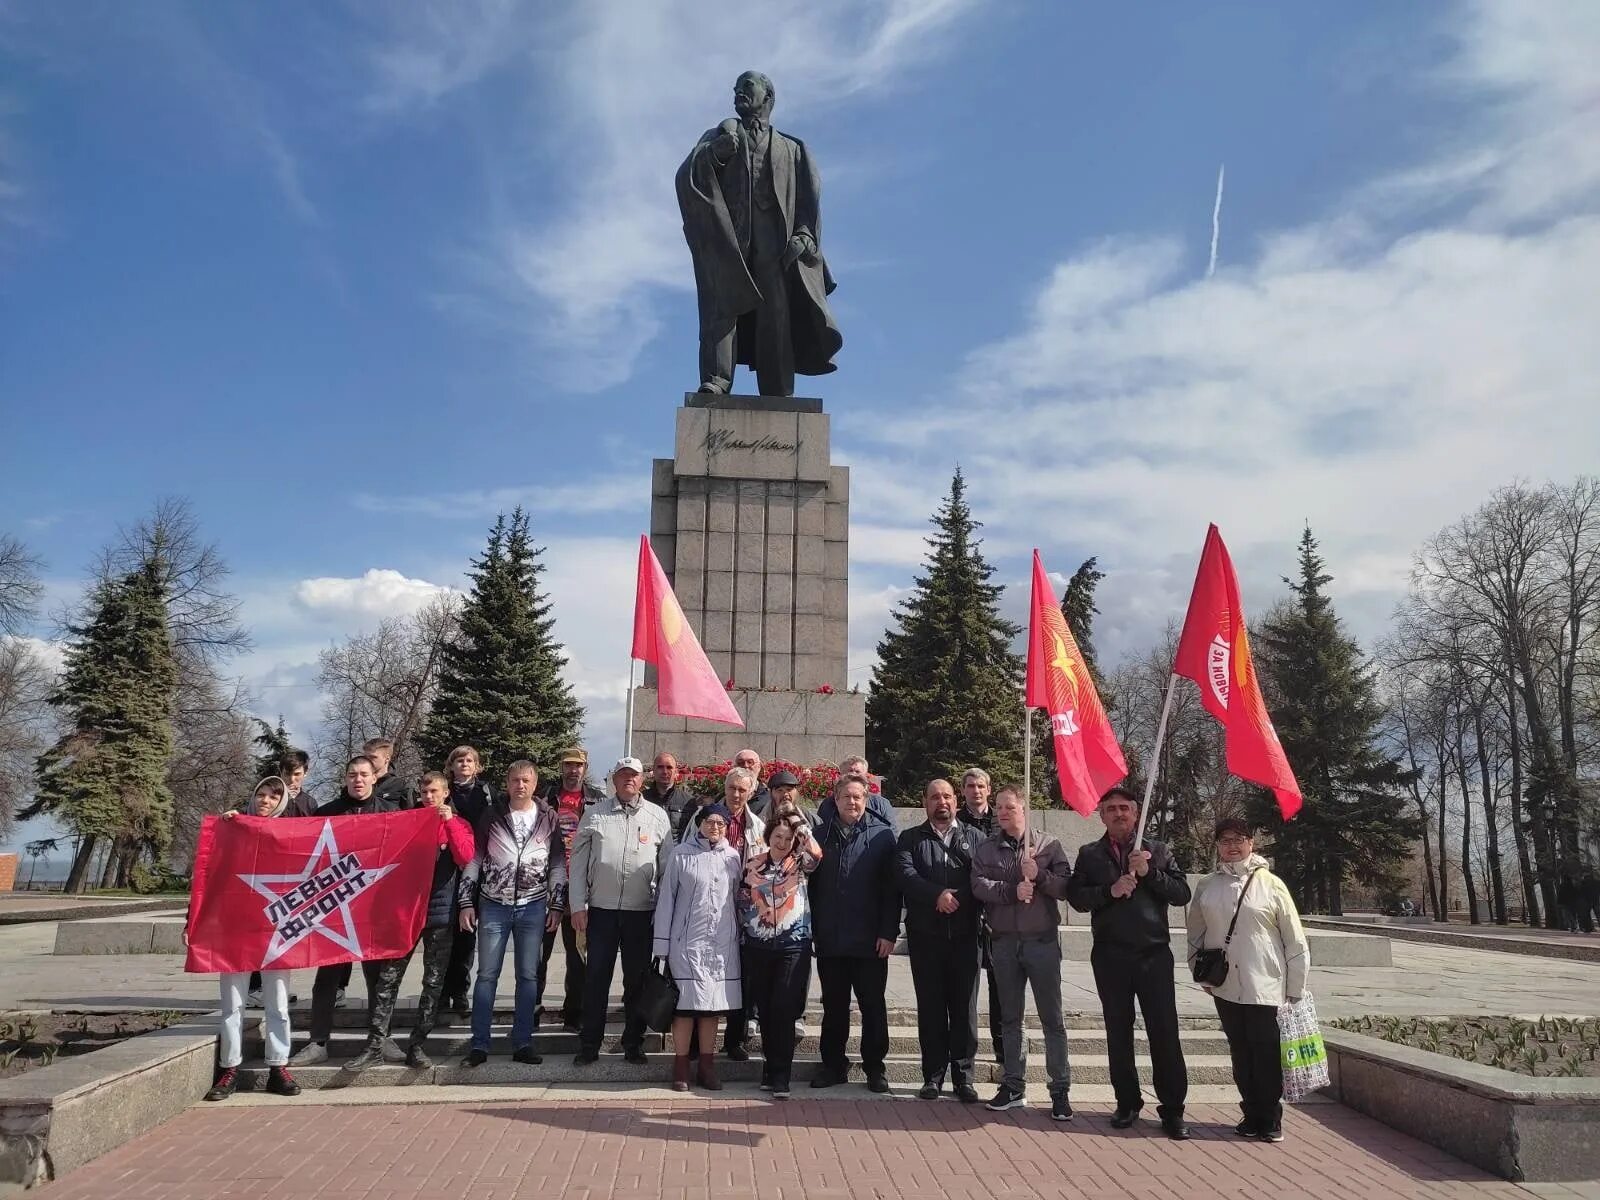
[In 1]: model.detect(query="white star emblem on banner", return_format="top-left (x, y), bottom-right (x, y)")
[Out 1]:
top-left (237, 820), bottom-right (396, 966)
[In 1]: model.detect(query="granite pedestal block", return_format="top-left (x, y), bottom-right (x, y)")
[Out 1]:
top-left (632, 393), bottom-right (863, 767)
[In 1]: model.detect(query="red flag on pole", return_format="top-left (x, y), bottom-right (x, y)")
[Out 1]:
top-left (1173, 524), bottom-right (1303, 819)
top-left (184, 808), bottom-right (441, 974)
top-left (1025, 550), bottom-right (1127, 815)
top-left (632, 534), bottom-right (744, 727)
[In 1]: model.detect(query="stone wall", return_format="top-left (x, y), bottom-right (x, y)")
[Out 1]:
top-left (0, 854), bottom-right (15, 891)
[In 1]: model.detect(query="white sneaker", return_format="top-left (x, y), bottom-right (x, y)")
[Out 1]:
top-left (245, 989), bottom-right (263, 1008)
top-left (379, 1038), bottom-right (406, 1063)
top-left (289, 1041), bottom-right (328, 1066)
top-left (333, 988), bottom-right (348, 1009)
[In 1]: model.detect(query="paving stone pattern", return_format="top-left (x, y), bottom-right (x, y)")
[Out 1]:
top-left (39, 1096), bottom-right (1586, 1200)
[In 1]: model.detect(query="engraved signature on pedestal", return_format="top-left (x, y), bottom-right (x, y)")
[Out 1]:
top-left (703, 429), bottom-right (801, 456)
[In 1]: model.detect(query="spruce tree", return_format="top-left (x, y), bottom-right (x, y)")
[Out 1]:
top-left (417, 508), bottom-right (584, 779)
top-left (252, 716), bottom-right (293, 780)
top-left (31, 564), bottom-right (178, 891)
top-left (866, 471), bottom-right (1026, 800)
top-left (1060, 557), bottom-right (1107, 694)
top-left (1250, 526), bottom-right (1419, 913)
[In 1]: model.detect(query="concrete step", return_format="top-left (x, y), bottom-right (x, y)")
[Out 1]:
top-left (294, 1001), bottom-right (1224, 1033)
top-left (236, 1052), bottom-right (1239, 1090)
top-left (260, 1025), bottom-right (1231, 1061)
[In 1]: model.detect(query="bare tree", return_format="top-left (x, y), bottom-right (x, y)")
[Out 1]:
top-left (316, 594), bottom-right (461, 785)
top-left (0, 534), bottom-right (45, 636)
top-left (0, 636), bottom-right (55, 838)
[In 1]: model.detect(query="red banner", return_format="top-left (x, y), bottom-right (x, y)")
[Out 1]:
top-left (184, 807), bottom-right (440, 974)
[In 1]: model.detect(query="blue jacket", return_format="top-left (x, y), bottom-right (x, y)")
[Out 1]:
top-left (809, 796), bottom-right (900, 958)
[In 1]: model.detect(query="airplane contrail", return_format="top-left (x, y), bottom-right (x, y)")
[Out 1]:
top-left (1207, 164), bottom-right (1225, 278)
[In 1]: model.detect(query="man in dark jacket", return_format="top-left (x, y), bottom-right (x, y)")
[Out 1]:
top-left (364, 737), bottom-right (415, 808)
top-left (1067, 786), bottom-right (1192, 1139)
top-left (896, 778), bottom-right (984, 1102)
top-left (957, 766), bottom-right (1002, 1064)
top-left (395, 772), bottom-right (474, 1070)
top-left (537, 747), bottom-right (604, 1028)
top-left (972, 786), bottom-right (1074, 1120)
top-left (643, 751), bottom-right (697, 838)
top-left (809, 777), bottom-right (899, 1092)
top-left (290, 755), bottom-right (414, 1066)
top-left (441, 746), bottom-right (494, 1017)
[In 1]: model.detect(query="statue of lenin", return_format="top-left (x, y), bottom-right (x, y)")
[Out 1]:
top-left (676, 71), bottom-right (842, 398)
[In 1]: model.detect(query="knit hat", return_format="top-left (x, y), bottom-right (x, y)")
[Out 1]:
top-left (696, 802), bottom-right (733, 826)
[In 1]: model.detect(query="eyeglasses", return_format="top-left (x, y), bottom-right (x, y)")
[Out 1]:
top-left (1217, 835), bottom-right (1250, 847)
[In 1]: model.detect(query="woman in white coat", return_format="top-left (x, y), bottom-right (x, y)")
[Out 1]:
top-left (1185, 818), bottom-right (1310, 1143)
top-left (655, 802), bottom-right (744, 1092)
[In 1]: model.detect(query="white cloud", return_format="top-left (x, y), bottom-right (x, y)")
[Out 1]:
top-left (840, 2), bottom-right (1600, 666)
top-left (358, 0), bottom-right (982, 389)
top-left (293, 569), bottom-right (454, 620)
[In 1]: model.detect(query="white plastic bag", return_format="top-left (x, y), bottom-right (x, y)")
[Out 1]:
top-left (1278, 992), bottom-right (1331, 1102)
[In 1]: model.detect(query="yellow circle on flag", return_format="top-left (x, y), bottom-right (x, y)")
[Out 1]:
top-left (661, 596), bottom-right (683, 646)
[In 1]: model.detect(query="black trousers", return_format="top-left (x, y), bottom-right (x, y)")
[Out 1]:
top-left (579, 908), bottom-right (652, 1055)
top-left (744, 944), bottom-right (811, 1084)
top-left (308, 956), bottom-right (410, 1045)
top-left (907, 931), bottom-right (980, 1087)
top-left (1090, 945), bottom-right (1188, 1119)
top-left (408, 925), bottom-right (456, 1048)
top-left (537, 910), bottom-right (586, 1023)
top-left (443, 929), bottom-right (475, 1002)
top-left (817, 955), bottom-right (889, 1076)
top-left (1215, 997), bottom-right (1283, 1132)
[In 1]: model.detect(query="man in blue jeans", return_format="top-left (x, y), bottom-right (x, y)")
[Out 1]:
top-left (567, 758), bottom-right (673, 1066)
top-left (457, 761), bottom-right (565, 1067)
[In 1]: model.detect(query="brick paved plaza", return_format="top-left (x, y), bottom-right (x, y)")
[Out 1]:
top-left (34, 1095), bottom-right (1600, 1200)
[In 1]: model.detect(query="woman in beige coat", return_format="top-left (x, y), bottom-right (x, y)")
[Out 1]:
top-left (1185, 818), bottom-right (1309, 1143)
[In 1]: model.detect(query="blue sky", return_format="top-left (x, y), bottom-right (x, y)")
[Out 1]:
top-left (4, 2), bottom-right (1599, 855)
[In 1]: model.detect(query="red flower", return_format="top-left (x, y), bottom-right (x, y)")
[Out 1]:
top-left (724, 678), bottom-right (735, 690)
top-left (815, 683), bottom-right (835, 695)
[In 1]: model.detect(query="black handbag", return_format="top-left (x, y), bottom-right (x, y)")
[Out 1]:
top-left (1191, 869), bottom-right (1260, 987)
top-left (635, 957), bottom-right (679, 1033)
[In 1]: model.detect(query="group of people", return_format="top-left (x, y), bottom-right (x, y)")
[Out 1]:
top-left (1557, 869), bottom-right (1600, 934)
top-left (198, 740), bottom-right (1312, 1143)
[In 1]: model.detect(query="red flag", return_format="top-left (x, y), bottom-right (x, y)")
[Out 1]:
top-left (632, 534), bottom-right (744, 727)
top-left (1173, 524), bottom-right (1303, 819)
top-left (184, 808), bottom-right (440, 974)
top-left (1026, 550), bottom-right (1128, 815)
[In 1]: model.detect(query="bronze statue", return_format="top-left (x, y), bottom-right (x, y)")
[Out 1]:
top-left (676, 71), bottom-right (842, 397)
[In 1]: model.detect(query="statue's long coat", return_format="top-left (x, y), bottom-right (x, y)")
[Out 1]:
top-left (676, 124), bottom-right (842, 378)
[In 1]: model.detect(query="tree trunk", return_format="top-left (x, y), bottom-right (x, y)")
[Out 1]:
top-left (1469, 701), bottom-right (1508, 924)
top-left (1417, 800), bottom-right (1440, 919)
top-left (1506, 681), bottom-right (1539, 925)
top-left (98, 838), bottom-right (122, 890)
top-left (1327, 856), bottom-right (1344, 917)
top-left (1456, 728), bottom-right (1480, 925)
top-left (65, 835), bottom-right (98, 895)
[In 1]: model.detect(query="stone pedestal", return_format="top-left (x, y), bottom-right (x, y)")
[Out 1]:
top-left (631, 393), bottom-right (865, 768)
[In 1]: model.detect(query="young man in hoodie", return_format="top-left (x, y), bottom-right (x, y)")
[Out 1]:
top-left (199, 776), bottom-right (304, 1101)
top-left (971, 786), bottom-right (1074, 1120)
top-left (808, 777), bottom-right (899, 1093)
top-left (1067, 786), bottom-right (1192, 1140)
top-left (441, 745), bottom-right (493, 1017)
top-left (363, 737), bottom-right (415, 808)
top-left (896, 778), bottom-right (985, 1102)
top-left (395, 772), bottom-right (475, 1070)
top-left (290, 755), bottom-right (413, 1067)
top-left (536, 747), bottom-right (603, 1030)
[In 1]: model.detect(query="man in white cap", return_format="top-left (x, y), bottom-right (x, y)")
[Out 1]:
top-left (568, 756), bottom-right (673, 1066)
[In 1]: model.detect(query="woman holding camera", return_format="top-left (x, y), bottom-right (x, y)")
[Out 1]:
top-left (1185, 818), bottom-right (1310, 1143)
top-left (736, 801), bottom-right (822, 1099)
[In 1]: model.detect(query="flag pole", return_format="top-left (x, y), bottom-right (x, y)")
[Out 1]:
top-left (624, 658), bottom-right (638, 760)
top-left (1023, 699), bottom-right (1033, 806)
top-left (1133, 672), bottom-right (1179, 852)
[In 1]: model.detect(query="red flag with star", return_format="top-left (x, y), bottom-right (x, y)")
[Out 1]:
top-left (1025, 550), bottom-right (1127, 815)
top-left (1173, 524), bottom-right (1303, 819)
top-left (183, 807), bottom-right (440, 973)
top-left (632, 534), bottom-right (743, 727)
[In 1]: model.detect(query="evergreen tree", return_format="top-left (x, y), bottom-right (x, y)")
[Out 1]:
top-left (867, 471), bottom-right (1026, 800)
top-left (252, 716), bottom-right (293, 780)
top-left (417, 508), bottom-right (584, 778)
top-left (30, 564), bottom-right (178, 892)
top-left (1250, 526), bottom-right (1419, 913)
top-left (1060, 557), bottom-right (1107, 693)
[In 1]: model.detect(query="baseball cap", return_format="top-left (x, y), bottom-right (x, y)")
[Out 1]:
top-left (559, 747), bottom-right (588, 764)
top-left (611, 756), bottom-right (644, 775)
top-left (768, 769), bottom-right (801, 788)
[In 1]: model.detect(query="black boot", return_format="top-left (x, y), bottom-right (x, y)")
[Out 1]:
top-left (343, 1040), bottom-right (386, 1074)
